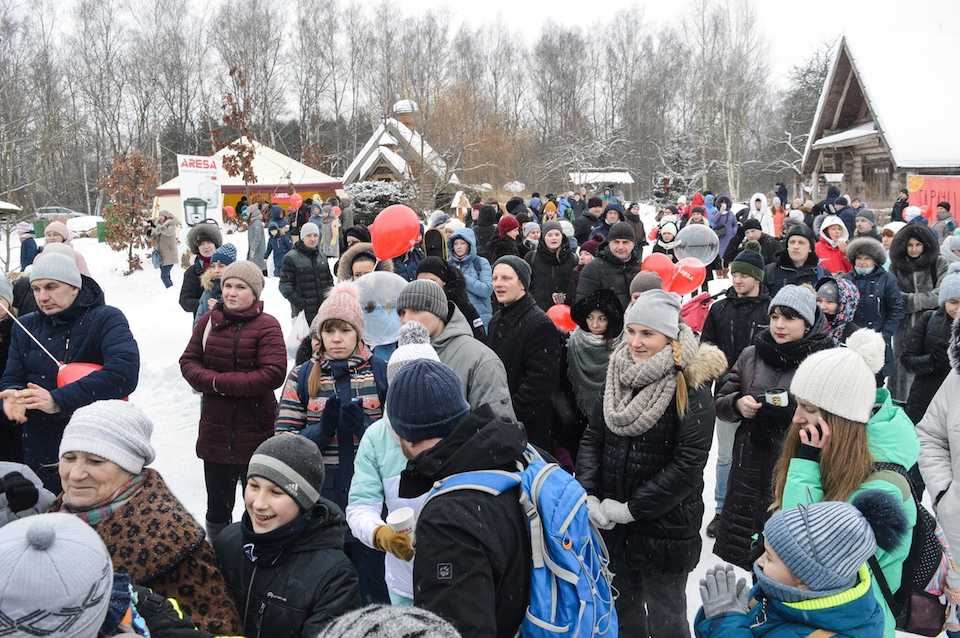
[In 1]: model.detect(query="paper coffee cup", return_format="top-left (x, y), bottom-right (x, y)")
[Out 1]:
top-left (386, 507), bottom-right (416, 539)
top-left (765, 388), bottom-right (788, 407)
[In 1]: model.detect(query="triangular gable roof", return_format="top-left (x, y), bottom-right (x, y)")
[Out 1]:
top-left (803, 33), bottom-right (960, 171)
top-left (342, 118), bottom-right (458, 184)
top-left (155, 137), bottom-right (341, 194)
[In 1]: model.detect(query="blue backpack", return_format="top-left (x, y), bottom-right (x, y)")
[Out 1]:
top-left (426, 447), bottom-right (618, 637)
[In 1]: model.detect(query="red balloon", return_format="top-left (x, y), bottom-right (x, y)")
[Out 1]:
top-left (223, 205), bottom-right (236, 219)
top-left (641, 253), bottom-right (676, 289)
top-left (668, 258), bottom-right (707, 295)
top-left (370, 205), bottom-right (420, 260)
top-left (289, 193), bottom-right (303, 209)
top-left (546, 304), bottom-right (577, 333)
top-left (58, 362), bottom-right (129, 400)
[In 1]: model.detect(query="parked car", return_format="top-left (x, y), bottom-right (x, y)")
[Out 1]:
top-left (35, 206), bottom-right (85, 220)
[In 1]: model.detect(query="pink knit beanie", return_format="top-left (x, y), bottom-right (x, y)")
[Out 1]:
top-left (312, 282), bottom-right (364, 339)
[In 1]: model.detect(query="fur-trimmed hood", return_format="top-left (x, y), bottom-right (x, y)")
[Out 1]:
top-left (200, 266), bottom-right (221, 292)
top-left (186, 223), bottom-right (222, 254)
top-left (679, 325), bottom-right (727, 389)
top-left (336, 241), bottom-right (393, 281)
top-left (890, 223), bottom-right (939, 272)
top-left (950, 311), bottom-right (960, 374)
top-left (846, 237), bottom-right (887, 266)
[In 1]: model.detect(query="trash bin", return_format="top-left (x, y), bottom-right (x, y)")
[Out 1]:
top-left (96, 222), bottom-right (106, 243)
top-left (33, 220), bottom-right (48, 237)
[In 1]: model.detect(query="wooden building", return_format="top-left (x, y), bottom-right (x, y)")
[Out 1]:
top-left (802, 32), bottom-right (960, 207)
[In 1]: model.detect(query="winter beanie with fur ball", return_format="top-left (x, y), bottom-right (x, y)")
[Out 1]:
top-left (789, 328), bottom-right (885, 422)
top-left (315, 604), bottom-right (460, 638)
top-left (312, 281), bottom-right (364, 340)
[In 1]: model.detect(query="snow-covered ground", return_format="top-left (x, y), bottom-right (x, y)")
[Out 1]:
top-left (20, 223), bottom-right (920, 633)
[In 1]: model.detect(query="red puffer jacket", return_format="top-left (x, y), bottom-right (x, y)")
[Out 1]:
top-left (180, 301), bottom-right (287, 464)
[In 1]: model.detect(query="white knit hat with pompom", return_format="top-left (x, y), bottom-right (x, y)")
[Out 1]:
top-left (789, 329), bottom-right (885, 423)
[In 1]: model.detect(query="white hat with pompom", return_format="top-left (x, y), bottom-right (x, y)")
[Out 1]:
top-left (789, 329), bottom-right (885, 423)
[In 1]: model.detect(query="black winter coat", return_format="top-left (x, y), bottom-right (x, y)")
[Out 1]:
top-left (487, 294), bottom-right (561, 449)
top-left (279, 241), bottom-right (334, 324)
top-left (215, 501), bottom-right (360, 638)
top-left (398, 407), bottom-right (531, 638)
top-left (525, 239), bottom-right (577, 310)
top-left (712, 319), bottom-right (833, 569)
top-left (723, 231), bottom-right (781, 267)
top-left (474, 206), bottom-right (499, 261)
top-left (843, 267), bottom-right (904, 342)
top-left (764, 251), bottom-right (820, 296)
top-left (902, 308), bottom-right (954, 424)
top-left (179, 259), bottom-right (205, 314)
top-left (13, 276), bottom-right (37, 316)
top-left (576, 338), bottom-right (726, 574)
top-left (574, 246), bottom-right (641, 311)
top-left (574, 211), bottom-right (601, 245)
top-left (487, 236), bottom-right (520, 263)
top-left (700, 288), bottom-right (770, 373)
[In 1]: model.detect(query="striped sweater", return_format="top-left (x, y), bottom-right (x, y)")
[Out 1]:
top-left (275, 351), bottom-right (383, 468)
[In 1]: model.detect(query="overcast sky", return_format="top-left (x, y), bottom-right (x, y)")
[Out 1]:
top-left (403, 0), bottom-right (958, 86)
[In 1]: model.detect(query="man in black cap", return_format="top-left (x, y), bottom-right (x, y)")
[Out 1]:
top-left (575, 221), bottom-right (641, 310)
top-left (574, 196), bottom-right (604, 245)
top-left (726, 218), bottom-right (780, 266)
top-left (488, 256), bottom-right (560, 450)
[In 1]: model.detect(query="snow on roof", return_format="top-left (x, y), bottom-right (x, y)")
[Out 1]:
top-left (155, 137), bottom-right (340, 193)
top-left (359, 145), bottom-right (408, 180)
top-left (569, 171), bottom-right (635, 185)
top-left (804, 32), bottom-right (960, 169)
top-left (811, 121), bottom-right (878, 149)
top-left (342, 118), bottom-right (458, 185)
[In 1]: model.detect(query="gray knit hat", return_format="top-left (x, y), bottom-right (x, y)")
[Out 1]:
top-left (0, 513), bottom-right (114, 638)
top-left (763, 490), bottom-right (906, 594)
top-left (769, 284), bottom-right (816, 326)
top-left (315, 604), bottom-right (460, 638)
top-left (396, 279), bottom-right (448, 322)
top-left (629, 271), bottom-right (663, 296)
top-left (59, 401), bottom-right (156, 474)
top-left (522, 221), bottom-right (540, 238)
top-left (494, 255), bottom-right (532, 290)
top-left (939, 263), bottom-right (960, 305)
top-left (541, 220), bottom-right (563, 237)
top-left (248, 436), bottom-right (325, 511)
top-left (623, 289), bottom-right (681, 339)
top-left (855, 209), bottom-right (876, 226)
top-left (30, 253), bottom-right (82, 288)
top-left (386, 321), bottom-right (440, 384)
top-left (300, 221), bottom-right (320, 238)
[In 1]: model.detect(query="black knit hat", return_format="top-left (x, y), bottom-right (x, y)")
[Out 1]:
top-left (730, 241), bottom-right (765, 282)
top-left (494, 255), bottom-right (532, 290)
top-left (587, 196), bottom-right (603, 209)
top-left (607, 222), bottom-right (636, 243)
top-left (742, 218), bottom-right (762, 232)
top-left (416, 256), bottom-right (450, 283)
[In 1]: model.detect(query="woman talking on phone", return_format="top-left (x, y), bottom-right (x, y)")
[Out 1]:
top-left (712, 285), bottom-right (832, 569)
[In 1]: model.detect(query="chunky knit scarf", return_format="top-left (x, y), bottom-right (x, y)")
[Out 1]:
top-left (603, 326), bottom-right (697, 436)
top-left (567, 328), bottom-right (614, 417)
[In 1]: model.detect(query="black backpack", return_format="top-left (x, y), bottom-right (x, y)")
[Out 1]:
top-left (866, 462), bottom-right (947, 636)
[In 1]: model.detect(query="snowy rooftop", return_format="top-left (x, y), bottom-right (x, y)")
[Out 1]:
top-left (811, 121), bottom-right (879, 149)
top-left (569, 170), bottom-right (635, 185)
top-left (805, 32), bottom-right (960, 169)
top-left (342, 118), bottom-right (458, 185)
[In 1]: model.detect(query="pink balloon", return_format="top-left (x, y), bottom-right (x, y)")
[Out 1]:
top-left (370, 205), bottom-right (420, 260)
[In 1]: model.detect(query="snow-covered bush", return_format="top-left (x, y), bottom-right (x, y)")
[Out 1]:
top-left (345, 181), bottom-right (416, 226)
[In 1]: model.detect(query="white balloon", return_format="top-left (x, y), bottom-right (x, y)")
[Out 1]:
top-left (674, 224), bottom-right (719, 264)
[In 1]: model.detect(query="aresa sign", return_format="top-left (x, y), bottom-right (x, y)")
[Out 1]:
top-left (177, 154), bottom-right (222, 227)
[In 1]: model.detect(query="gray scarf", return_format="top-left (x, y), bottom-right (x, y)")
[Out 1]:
top-left (603, 326), bottom-right (698, 437)
top-left (567, 328), bottom-right (614, 417)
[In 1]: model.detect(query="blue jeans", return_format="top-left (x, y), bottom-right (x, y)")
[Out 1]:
top-left (714, 418), bottom-right (739, 513)
top-left (160, 264), bottom-right (173, 288)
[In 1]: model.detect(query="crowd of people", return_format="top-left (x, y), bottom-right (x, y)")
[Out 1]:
top-left (1, 185), bottom-right (960, 638)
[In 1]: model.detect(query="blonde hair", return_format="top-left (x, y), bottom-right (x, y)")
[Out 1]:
top-left (672, 339), bottom-right (688, 417)
top-left (771, 410), bottom-right (873, 509)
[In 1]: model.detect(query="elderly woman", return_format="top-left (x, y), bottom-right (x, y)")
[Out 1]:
top-left (49, 400), bottom-right (242, 634)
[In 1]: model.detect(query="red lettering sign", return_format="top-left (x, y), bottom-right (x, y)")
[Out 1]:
top-left (178, 157), bottom-right (218, 170)
top-left (909, 175), bottom-right (960, 223)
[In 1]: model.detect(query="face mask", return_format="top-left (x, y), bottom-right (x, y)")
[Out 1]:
top-left (855, 266), bottom-right (873, 275)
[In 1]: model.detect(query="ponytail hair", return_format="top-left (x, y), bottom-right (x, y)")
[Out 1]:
top-left (672, 339), bottom-right (688, 417)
